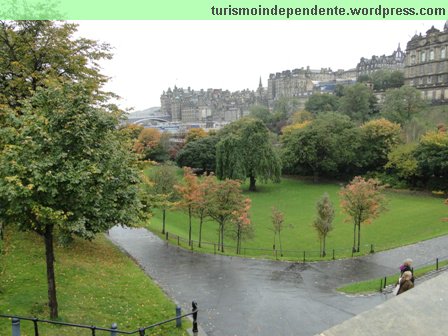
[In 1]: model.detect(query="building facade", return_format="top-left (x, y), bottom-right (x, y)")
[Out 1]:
top-left (356, 44), bottom-right (406, 77)
top-left (404, 22), bottom-right (448, 103)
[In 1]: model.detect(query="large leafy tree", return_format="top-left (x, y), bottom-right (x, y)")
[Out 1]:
top-left (281, 113), bottom-right (359, 182)
top-left (414, 130), bottom-right (448, 190)
top-left (357, 118), bottom-right (402, 173)
top-left (176, 135), bottom-right (219, 173)
top-left (0, 84), bottom-right (142, 319)
top-left (380, 86), bottom-right (427, 125)
top-left (339, 83), bottom-right (378, 123)
top-left (339, 177), bottom-right (386, 253)
top-left (0, 20), bottom-right (139, 320)
top-left (216, 118), bottom-right (281, 191)
top-left (305, 93), bottom-right (339, 115)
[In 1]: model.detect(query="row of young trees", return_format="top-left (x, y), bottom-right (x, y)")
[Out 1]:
top-left (149, 164), bottom-right (387, 258)
top-left (147, 166), bottom-right (252, 253)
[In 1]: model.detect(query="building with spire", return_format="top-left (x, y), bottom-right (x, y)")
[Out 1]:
top-left (356, 44), bottom-right (406, 77)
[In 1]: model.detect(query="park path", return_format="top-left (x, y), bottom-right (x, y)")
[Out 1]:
top-left (108, 227), bottom-right (448, 336)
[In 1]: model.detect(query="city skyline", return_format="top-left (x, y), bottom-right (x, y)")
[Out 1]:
top-left (75, 20), bottom-right (444, 111)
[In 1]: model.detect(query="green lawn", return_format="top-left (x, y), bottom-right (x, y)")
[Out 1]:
top-left (147, 176), bottom-right (448, 260)
top-left (0, 229), bottom-right (189, 336)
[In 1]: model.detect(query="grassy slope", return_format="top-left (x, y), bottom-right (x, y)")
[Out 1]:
top-left (0, 229), bottom-right (188, 336)
top-left (147, 177), bottom-right (448, 259)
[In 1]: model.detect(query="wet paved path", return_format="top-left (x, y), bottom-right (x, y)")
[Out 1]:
top-left (108, 227), bottom-right (448, 336)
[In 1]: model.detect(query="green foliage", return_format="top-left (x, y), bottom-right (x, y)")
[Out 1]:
top-left (357, 118), bottom-right (402, 173)
top-left (370, 70), bottom-right (405, 91)
top-left (281, 113), bottom-right (359, 180)
top-left (0, 21), bottom-right (112, 110)
top-left (216, 118), bottom-right (281, 191)
top-left (380, 85), bottom-right (427, 125)
top-left (385, 144), bottom-right (419, 181)
top-left (414, 130), bottom-right (448, 188)
top-left (305, 93), bottom-right (339, 115)
top-left (339, 83), bottom-right (378, 123)
top-left (0, 84), bottom-right (142, 238)
top-left (249, 105), bottom-right (272, 124)
top-left (176, 135), bottom-right (219, 173)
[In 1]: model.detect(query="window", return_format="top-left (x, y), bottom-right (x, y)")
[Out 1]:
top-left (428, 76), bottom-right (432, 84)
top-left (429, 50), bottom-right (435, 60)
top-left (441, 47), bottom-right (446, 59)
top-left (421, 51), bottom-right (426, 62)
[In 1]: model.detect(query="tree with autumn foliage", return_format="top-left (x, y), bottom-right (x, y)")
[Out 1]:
top-left (185, 128), bottom-right (208, 144)
top-left (270, 207), bottom-right (289, 257)
top-left (193, 174), bottom-right (215, 248)
top-left (205, 177), bottom-right (247, 252)
top-left (339, 176), bottom-right (386, 253)
top-left (150, 164), bottom-right (178, 234)
top-left (229, 198), bottom-right (253, 254)
top-left (175, 167), bottom-right (199, 246)
top-left (133, 128), bottom-right (162, 158)
top-left (313, 193), bottom-right (335, 257)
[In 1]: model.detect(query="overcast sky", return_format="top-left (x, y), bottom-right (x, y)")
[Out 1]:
top-left (74, 20), bottom-right (444, 111)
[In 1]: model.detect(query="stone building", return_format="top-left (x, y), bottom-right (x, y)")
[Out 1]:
top-left (266, 67), bottom-right (356, 103)
top-left (356, 44), bottom-right (405, 77)
top-left (404, 22), bottom-right (448, 103)
top-left (160, 85), bottom-right (263, 123)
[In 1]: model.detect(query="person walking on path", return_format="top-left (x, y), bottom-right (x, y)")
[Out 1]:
top-left (397, 271), bottom-right (414, 295)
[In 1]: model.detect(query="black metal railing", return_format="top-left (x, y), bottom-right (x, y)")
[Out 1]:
top-left (165, 231), bottom-right (377, 261)
top-left (380, 256), bottom-right (448, 293)
top-left (0, 301), bottom-right (198, 336)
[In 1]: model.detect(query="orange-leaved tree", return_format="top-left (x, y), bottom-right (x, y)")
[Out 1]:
top-left (175, 167), bottom-right (199, 246)
top-left (230, 198), bottom-right (253, 254)
top-left (339, 176), bottom-right (386, 253)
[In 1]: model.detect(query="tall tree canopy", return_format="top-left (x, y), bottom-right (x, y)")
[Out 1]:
top-left (0, 84), bottom-right (142, 318)
top-left (216, 118), bottom-right (281, 191)
top-left (0, 20), bottom-right (142, 319)
top-left (380, 85), bottom-right (427, 125)
top-left (338, 83), bottom-right (378, 123)
top-left (281, 113), bottom-right (359, 181)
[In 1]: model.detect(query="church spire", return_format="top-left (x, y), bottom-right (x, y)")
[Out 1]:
top-left (258, 76), bottom-right (263, 89)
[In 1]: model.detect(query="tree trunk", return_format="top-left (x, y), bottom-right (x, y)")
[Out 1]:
top-left (357, 223), bottom-right (361, 253)
top-left (249, 175), bottom-right (256, 192)
top-left (221, 221), bottom-right (225, 252)
top-left (352, 224), bottom-right (357, 253)
top-left (44, 226), bottom-right (58, 319)
top-left (188, 206), bottom-right (192, 246)
top-left (198, 215), bottom-right (203, 248)
top-left (279, 231), bottom-right (283, 257)
top-left (236, 226), bottom-right (241, 254)
top-left (162, 209), bottom-right (166, 234)
top-left (313, 170), bottom-right (319, 183)
top-left (322, 235), bottom-right (326, 257)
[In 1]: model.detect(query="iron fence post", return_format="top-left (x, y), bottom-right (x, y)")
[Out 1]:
top-left (332, 249), bottom-right (335, 260)
top-left (12, 317), bottom-right (20, 336)
top-left (370, 244), bottom-right (374, 254)
top-left (436, 258), bottom-right (439, 270)
top-left (192, 301), bottom-right (198, 334)
top-left (139, 328), bottom-right (145, 336)
top-left (176, 305), bottom-right (182, 328)
top-left (110, 323), bottom-right (117, 336)
top-left (32, 318), bottom-right (39, 336)
top-left (383, 276), bottom-right (387, 289)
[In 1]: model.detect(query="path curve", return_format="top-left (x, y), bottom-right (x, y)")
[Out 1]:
top-left (108, 227), bottom-right (448, 336)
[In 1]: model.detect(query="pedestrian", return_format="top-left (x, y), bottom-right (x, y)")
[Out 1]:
top-left (397, 271), bottom-right (414, 295)
top-left (400, 258), bottom-right (415, 283)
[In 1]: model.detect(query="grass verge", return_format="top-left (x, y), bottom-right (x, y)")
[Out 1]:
top-left (337, 260), bottom-right (448, 294)
top-left (0, 228), bottom-right (189, 336)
